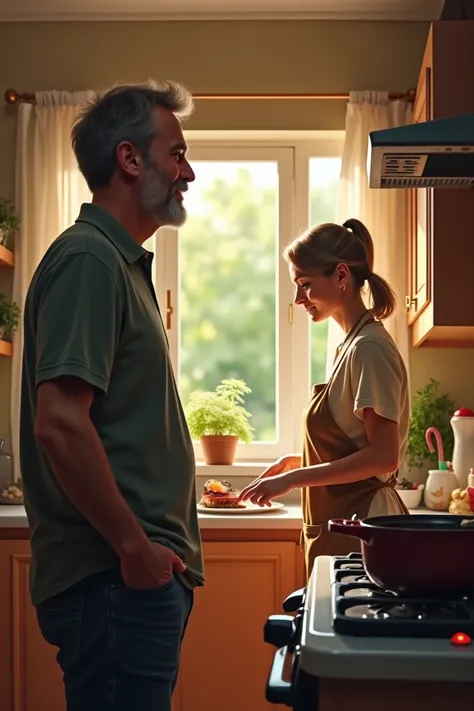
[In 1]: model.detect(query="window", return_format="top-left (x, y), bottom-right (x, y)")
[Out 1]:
top-left (151, 133), bottom-right (343, 462)
top-left (309, 157), bottom-right (342, 385)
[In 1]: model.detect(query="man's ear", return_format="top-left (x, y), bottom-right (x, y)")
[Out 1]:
top-left (116, 141), bottom-right (141, 178)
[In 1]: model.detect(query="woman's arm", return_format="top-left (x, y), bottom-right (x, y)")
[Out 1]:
top-left (239, 340), bottom-right (407, 506)
top-left (293, 338), bottom-right (406, 488)
top-left (238, 409), bottom-right (399, 506)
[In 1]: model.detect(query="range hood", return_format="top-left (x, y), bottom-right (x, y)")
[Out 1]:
top-left (368, 112), bottom-right (474, 189)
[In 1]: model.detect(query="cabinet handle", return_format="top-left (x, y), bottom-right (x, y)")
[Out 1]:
top-left (406, 295), bottom-right (417, 311)
top-left (166, 290), bottom-right (173, 330)
top-left (425, 66), bottom-right (431, 122)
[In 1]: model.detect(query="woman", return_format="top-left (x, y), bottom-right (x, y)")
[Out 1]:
top-left (239, 218), bottom-right (409, 576)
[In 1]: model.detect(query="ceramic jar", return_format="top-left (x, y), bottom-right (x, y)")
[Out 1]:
top-left (424, 469), bottom-right (458, 511)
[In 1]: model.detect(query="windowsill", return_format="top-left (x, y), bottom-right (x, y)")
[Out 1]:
top-left (196, 462), bottom-right (271, 478)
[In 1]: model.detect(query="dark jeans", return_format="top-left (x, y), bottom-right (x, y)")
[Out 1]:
top-left (36, 569), bottom-right (194, 711)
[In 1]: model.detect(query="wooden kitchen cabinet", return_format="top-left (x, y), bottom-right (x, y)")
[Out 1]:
top-left (0, 539), bottom-right (65, 711)
top-left (174, 541), bottom-right (300, 711)
top-left (407, 41), bottom-right (432, 326)
top-left (0, 536), bottom-right (302, 711)
top-left (406, 21), bottom-right (474, 347)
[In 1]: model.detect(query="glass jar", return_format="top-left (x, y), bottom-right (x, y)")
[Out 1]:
top-left (0, 439), bottom-right (13, 491)
top-left (469, 468), bottom-right (474, 489)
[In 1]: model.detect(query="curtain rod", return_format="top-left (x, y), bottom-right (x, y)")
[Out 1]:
top-left (4, 88), bottom-right (416, 105)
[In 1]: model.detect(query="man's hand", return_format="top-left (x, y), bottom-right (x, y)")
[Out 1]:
top-left (120, 541), bottom-right (186, 590)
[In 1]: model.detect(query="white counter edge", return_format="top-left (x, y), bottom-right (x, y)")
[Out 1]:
top-left (0, 504), bottom-right (452, 531)
top-left (0, 503), bottom-right (304, 530)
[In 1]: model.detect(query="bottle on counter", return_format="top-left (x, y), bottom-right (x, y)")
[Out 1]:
top-left (451, 410), bottom-right (474, 490)
top-left (0, 439), bottom-right (12, 491)
top-left (469, 468), bottom-right (474, 490)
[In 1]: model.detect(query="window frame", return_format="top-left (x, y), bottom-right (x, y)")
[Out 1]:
top-left (150, 131), bottom-right (345, 465)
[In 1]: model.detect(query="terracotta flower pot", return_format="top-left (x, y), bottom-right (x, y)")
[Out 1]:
top-left (0, 228), bottom-right (14, 248)
top-left (200, 435), bottom-right (239, 465)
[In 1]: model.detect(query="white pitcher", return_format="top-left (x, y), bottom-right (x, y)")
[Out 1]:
top-left (451, 415), bottom-right (474, 490)
top-left (424, 469), bottom-right (458, 511)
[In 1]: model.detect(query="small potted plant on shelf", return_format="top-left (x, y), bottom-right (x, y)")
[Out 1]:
top-left (405, 378), bottom-right (455, 481)
top-left (185, 378), bottom-right (254, 465)
top-left (0, 293), bottom-right (21, 343)
top-left (0, 198), bottom-right (20, 249)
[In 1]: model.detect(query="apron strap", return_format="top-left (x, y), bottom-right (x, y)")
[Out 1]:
top-left (329, 312), bottom-right (376, 388)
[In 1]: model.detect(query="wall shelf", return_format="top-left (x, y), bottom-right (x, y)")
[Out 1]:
top-left (0, 245), bottom-right (14, 268)
top-left (0, 340), bottom-right (13, 357)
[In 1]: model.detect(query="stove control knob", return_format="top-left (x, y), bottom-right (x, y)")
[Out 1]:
top-left (293, 610), bottom-right (304, 637)
top-left (264, 614), bottom-right (295, 648)
top-left (282, 587), bottom-right (305, 613)
top-left (451, 632), bottom-right (472, 646)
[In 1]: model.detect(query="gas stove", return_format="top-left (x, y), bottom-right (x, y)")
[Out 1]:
top-left (332, 552), bottom-right (474, 638)
top-left (300, 554), bottom-right (474, 681)
top-left (265, 554), bottom-right (474, 709)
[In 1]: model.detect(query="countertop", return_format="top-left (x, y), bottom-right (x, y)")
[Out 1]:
top-left (0, 503), bottom-right (304, 529)
top-left (0, 503), bottom-right (448, 530)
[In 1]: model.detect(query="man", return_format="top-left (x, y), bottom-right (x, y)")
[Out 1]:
top-left (20, 81), bottom-right (204, 711)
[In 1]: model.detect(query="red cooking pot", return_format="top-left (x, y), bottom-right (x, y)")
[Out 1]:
top-left (329, 514), bottom-right (474, 596)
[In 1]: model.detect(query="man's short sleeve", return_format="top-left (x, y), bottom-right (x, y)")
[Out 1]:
top-left (35, 254), bottom-right (122, 394)
top-left (350, 342), bottom-right (403, 424)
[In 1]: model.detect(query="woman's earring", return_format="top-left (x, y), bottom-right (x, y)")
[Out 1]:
top-left (340, 284), bottom-right (346, 292)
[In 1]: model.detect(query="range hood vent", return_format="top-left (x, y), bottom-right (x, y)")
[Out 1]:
top-left (368, 113), bottom-right (474, 189)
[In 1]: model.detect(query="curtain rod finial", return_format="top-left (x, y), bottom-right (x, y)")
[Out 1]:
top-left (4, 89), bottom-right (20, 105)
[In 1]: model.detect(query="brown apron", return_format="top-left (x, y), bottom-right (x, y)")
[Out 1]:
top-left (301, 312), bottom-right (408, 578)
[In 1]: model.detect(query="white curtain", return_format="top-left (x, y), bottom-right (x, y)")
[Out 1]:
top-left (11, 91), bottom-right (94, 480)
top-left (326, 91), bottom-right (413, 378)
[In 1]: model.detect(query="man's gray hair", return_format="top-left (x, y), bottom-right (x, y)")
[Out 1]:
top-left (71, 80), bottom-right (194, 192)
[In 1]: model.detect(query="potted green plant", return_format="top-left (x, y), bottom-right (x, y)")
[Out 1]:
top-left (406, 378), bottom-right (455, 475)
top-left (0, 293), bottom-right (21, 343)
top-left (185, 378), bottom-right (254, 465)
top-left (0, 198), bottom-right (20, 249)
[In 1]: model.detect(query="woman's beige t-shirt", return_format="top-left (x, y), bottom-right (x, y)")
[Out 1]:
top-left (327, 320), bottom-right (410, 516)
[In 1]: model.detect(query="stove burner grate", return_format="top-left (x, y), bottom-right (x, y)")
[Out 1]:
top-left (331, 554), bottom-right (474, 638)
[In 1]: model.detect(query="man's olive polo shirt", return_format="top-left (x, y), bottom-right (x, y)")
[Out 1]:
top-left (20, 203), bottom-right (204, 605)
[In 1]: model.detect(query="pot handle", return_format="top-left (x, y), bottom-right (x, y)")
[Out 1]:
top-left (328, 518), bottom-right (372, 542)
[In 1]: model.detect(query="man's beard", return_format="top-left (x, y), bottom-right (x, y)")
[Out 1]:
top-left (139, 160), bottom-right (188, 227)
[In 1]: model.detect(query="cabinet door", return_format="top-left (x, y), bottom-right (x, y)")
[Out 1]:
top-left (0, 542), bottom-right (65, 711)
top-left (407, 65), bottom-right (433, 323)
top-left (0, 540), bottom-right (299, 711)
top-left (173, 541), bottom-right (299, 711)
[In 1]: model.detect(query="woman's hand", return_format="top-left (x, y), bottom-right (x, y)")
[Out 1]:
top-left (238, 468), bottom-right (299, 507)
top-left (259, 454), bottom-right (301, 479)
top-left (237, 455), bottom-right (301, 507)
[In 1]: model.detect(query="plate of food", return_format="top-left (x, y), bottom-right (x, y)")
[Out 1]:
top-left (197, 479), bottom-right (285, 514)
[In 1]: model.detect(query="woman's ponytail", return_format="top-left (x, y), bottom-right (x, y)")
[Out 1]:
top-left (366, 271), bottom-right (396, 320)
top-left (343, 218), bottom-right (396, 320)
